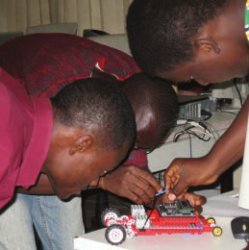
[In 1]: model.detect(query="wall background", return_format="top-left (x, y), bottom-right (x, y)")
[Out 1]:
top-left (0, 0), bottom-right (132, 35)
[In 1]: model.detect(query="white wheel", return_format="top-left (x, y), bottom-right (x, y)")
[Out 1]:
top-left (105, 224), bottom-right (126, 245)
top-left (101, 208), bottom-right (120, 226)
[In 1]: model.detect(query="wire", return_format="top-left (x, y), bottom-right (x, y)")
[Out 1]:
top-left (201, 109), bottom-right (212, 120)
top-left (174, 119), bottom-right (217, 158)
top-left (142, 197), bottom-right (157, 230)
top-left (202, 121), bottom-right (219, 141)
top-left (233, 78), bottom-right (243, 107)
top-left (188, 133), bottom-right (193, 158)
top-left (173, 123), bottom-right (213, 142)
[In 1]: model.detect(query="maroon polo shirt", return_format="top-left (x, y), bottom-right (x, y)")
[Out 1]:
top-left (0, 33), bottom-right (147, 169)
top-left (0, 68), bottom-right (52, 209)
top-left (0, 33), bottom-right (140, 97)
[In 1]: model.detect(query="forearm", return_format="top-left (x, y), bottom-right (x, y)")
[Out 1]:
top-left (17, 173), bottom-right (55, 194)
top-left (206, 96), bottom-right (249, 177)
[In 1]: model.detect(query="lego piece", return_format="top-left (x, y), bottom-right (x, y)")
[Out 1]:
top-left (102, 200), bottom-right (223, 245)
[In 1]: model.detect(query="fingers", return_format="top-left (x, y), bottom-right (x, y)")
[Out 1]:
top-left (161, 191), bottom-right (176, 203)
top-left (183, 192), bottom-right (206, 207)
top-left (164, 162), bottom-right (181, 190)
top-left (129, 183), bottom-right (155, 204)
top-left (173, 181), bottom-right (189, 196)
top-left (164, 159), bottom-right (192, 196)
top-left (124, 168), bottom-right (160, 204)
top-left (118, 188), bottom-right (145, 204)
top-left (165, 168), bottom-right (185, 195)
top-left (104, 165), bottom-right (161, 204)
top-left (131, 166), bottom-right (162, 192)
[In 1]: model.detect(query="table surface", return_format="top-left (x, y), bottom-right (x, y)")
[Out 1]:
top-left (147, 110), bottom-right (237, 173)
top-left (166, 110), bottom-right (237, 143)
top-left (74, 217), bottom-right (246, 250)
top-left (74, 112), bottom-right (242, 250)
top-left (74, 190), bottom-right (247, 250)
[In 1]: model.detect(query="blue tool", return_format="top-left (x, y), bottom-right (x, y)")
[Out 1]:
top-left (155, 187), bottom-right (168, 197)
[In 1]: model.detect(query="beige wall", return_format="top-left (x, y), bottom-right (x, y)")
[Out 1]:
top-left (0, 0), bottom-right (133, 35)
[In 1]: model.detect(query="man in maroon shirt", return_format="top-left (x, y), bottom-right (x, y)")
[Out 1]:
top-left (0, 33), bottom-right (204, 249)
top-left (0, 68), bottom-right (138, 249)
top-left (0, 33), bottom-right (168, 201)
top-left (0, 33), bottom-right (172, 250)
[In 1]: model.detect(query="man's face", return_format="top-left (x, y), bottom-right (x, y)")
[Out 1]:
top-left (47, 143), bottom-right (129, 199)
top-left (159, 57), bottom-right (248, 86)
top-left (158, 39), bottom-right (249, 85)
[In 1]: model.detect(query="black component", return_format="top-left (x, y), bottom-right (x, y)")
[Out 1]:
top-left (156, 200), bottom-right (194, 217)
top-left (231, 217), bottom-right (249, 240)
top-left (83, 29), bottom-right (109, 37)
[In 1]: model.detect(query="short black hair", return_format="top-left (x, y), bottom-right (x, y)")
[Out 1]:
top-left (51, 78), bottom-right (136, 150)
top-left (127, 0), bottom-right (226, 75)
top-left (122, 73), bottom-right (178, 148)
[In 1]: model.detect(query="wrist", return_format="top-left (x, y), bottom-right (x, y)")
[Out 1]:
top-left (198, 155), bottom-right (219, 184)
top-left (88, 176), bottom-right (105, 189)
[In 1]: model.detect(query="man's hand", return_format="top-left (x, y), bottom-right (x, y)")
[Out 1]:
top-left (94, 165), bottom-right (162, 204)
top-left (164, 158), bottom-right (218, 196)
top-left (180, 192), bottom-right (206, 207)
top-left (165, 97), bottom-right (249, 197)
top-left (161, 190), bottom-right (206, 213)
top-left (164, 158), bottom-right (188, 196)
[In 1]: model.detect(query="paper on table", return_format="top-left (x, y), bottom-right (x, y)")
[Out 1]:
top-left (202, 192), bottom-right (249, 217)
top-left (239, 115), bottom-right (249, 210)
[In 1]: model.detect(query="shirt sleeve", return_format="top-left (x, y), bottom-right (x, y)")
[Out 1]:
top-left (123, 149), bottom-right (148, 168)
top-left (0, 69), bottom-right (25, 208)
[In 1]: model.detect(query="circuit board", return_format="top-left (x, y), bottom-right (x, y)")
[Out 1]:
top-left (156, 200), bottom-right (195, 217)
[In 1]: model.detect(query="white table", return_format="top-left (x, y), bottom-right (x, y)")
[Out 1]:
top-left (75, 112), bottom-right (244, 250)
top-left (147, 110), bottom-right (243, 190)
top-left (147, 110), bottom-right (237, 173)
top-left (74, 218), bottom-right (246, 250)
top-left (74, 190), bottom-right (248, 250)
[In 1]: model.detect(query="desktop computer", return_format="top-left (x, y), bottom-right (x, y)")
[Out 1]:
top-left (178, 95), bottom-right (217, 121)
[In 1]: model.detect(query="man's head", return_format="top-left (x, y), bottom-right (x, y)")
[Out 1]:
top-left (91, 68), bottom-right (178, 151)
top-left (122, 73), bottom-right (178, 152)
top-left (43, 78), bottom-right (136, 199)
top-left (127, 0), bottom-right (249, 84)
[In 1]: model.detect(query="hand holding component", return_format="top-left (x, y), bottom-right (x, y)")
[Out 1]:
top-left (95, 164), bottom-right (162, 205)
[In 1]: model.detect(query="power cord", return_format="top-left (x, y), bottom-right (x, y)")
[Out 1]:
top-left (174, 119), bottom-right (215, 158)
top-left (142, 198), bottom-right (157, 230)
top-left (174, 120), bottom-right (213, 142)
top-left (233, 78), bottom-right (243, 107)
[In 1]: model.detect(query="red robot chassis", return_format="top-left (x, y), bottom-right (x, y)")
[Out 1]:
top-left (101, 200), bottom-right (222, 245)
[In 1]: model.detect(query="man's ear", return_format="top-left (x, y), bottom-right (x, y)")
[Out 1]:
top-left (194, 38), bottom-right (221, 54)
top-left (69, 135), bottom-right (93, 155)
